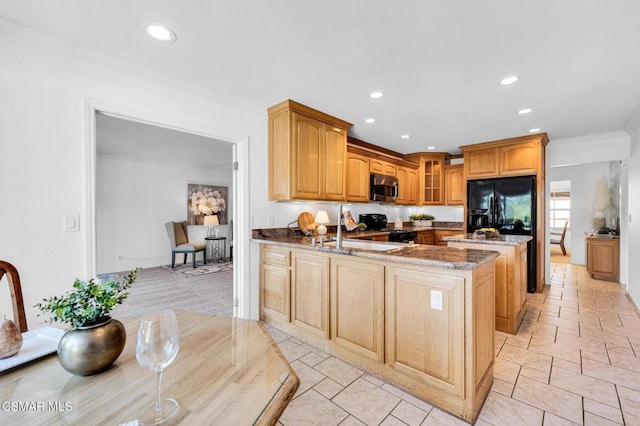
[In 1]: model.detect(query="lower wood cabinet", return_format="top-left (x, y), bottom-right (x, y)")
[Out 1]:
top-left (434, 229), bottom-right (464, 246)
top-left (291, 252), bottom-right (330, 338)
top-left (260, 247), bottom-right (291, 323)
top-left (385, 266), bottom-right (464, 397)
top-left (586, 237), bottom-right (620, 282)
top-left (331, 257), bottom-right (385, 362)
top-left (416, 230), bottom-right (435, 245)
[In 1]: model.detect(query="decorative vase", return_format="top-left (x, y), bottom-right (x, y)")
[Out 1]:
top-left (57, 317), bottom-right (126, 376)
top-left (593, 211), bottom-right (606, 231)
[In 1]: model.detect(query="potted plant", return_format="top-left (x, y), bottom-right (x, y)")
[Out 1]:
top-left (409, 213), bottom-right (435, 227)
top-left (35, 268), bottom-right (140, 376)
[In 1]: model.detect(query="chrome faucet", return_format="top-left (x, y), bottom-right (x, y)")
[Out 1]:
top-left (336, 203), bottom-right (343, 249)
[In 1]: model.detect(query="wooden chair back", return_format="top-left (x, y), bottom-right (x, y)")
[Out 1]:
top-left (0, 260), bottom-right (28, 332)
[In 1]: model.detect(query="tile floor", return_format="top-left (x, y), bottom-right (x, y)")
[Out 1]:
top-left (266, 262), bottom-right (640, 425)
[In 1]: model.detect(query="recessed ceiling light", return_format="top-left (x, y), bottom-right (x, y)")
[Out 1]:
top-left (145, 24), bottom-right (177, 42)
top-left (364, 118), bottom-right (376, 124)
top-left (400, 134), bottom-right (411, 139)
top-left (529, 128), bottom-right (541, 133)
top-left (500, 76), bottom-right (519, 85)
top-left (518, 108), bottom-right (533, 115)
top-left (369, 91), bottom-right (385, 99)
top-left (427, 146), bottom-right (436, 150)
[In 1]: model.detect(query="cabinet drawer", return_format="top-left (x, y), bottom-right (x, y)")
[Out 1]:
top-left (262, 247), bottom-right (290, 266)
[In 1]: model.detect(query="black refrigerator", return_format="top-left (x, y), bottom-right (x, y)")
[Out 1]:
top-left (467, 176), bottom-right (537, 293)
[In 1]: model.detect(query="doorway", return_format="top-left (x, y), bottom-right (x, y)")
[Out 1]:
top-left (85, 100), bottom-right (251, 318)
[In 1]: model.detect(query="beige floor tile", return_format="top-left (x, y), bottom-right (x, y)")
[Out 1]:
top-left (582, 349), bottom-right (612, 364)
top-left (278, 339), bottom-right (311, 362)
top-left (498, 343), bottom-right (553, 374)
top-left (608, 349), bottom-right (640, 373)
top-left (314, 356), bottom-right (364, 386)
top-left (301, 343), bottom-right (331, 359)
top-left (280, 389), bottom-right (348, 426)
top-left (583, 398), bottom-right (623, 424)
top-left (520, 365), bottom-right (550, 383)
top-left (380, 383), bottom-right (434, 413)
top-left (379, 416), bottom-right (407, 425)
top-left (543, 412), bottom-right (581, 425)
top-left (478, 391), bottom-right (543, 426)
top-left (512, 375), bottom-right (582, 424)
top-left (362, 374), bottom-right (385, 387)
top-left (491, 377), bottom-right (515, 397)
top-left (583, 411), bottom-right (622, 425)
top-left (390, 400), bottom-right (427, 426)
top-left (617, 385), bottom-right (640, 404)
top-left (264, 323), bottom-right (291, 343)
top-left (620, 397), bottom-right (640, 425)
top-left (339, 416), bottom-right (366, 425)
top-left (583, 357), bottom-right (640, 392)
top-left (420, 407), bottom-right (468, 425)
top-left (314, 377), bottom-right (344, 399)
top-left (290, 360), bottom-right (327, 398)
top-left (299, 351), bottom-right (326, 367)
top-left (606, 341), bottom-right (635, 357)
top-left (528, 340), bottom-right (582, 364)
top-left (550, 366), bottom-right (618, 407)
top-left (332, 378), bottom-right (401, 425)
top-left (289, 337), bottom-right (304, 346)
top-left (493, 358), bottom-right (521, 383)
top-left (552, 357), bottom-right (582, 373)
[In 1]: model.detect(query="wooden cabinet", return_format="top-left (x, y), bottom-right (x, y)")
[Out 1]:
top-left (346, 152), bottom-right (370, 202)
top-left (260, 246), bottom-right (291, 323)
top-left (444, 164), bottom-right (464, 206)
top-left (396, 165), bottom-right (418, 205)
top-left (499, 141), bottom-right (538, 176)
top-left (405, 153), bottom-right (446, 205)
top-left (291, 252), bottom-right (330, 338)
top-left (370, 158), bottom-right (397, 176)
top-left (586, 237), bottom-right (620, 282)
top-left (385, 266), bottom-right (465, 397)
top-left (331, 257), bottom-right (385, 361)
top-left (447, 240), bottom-right (528, 334)
top-left (463, 148), bottom-right (499, 179)
top-left (416, 229), bottom-right (435, 245)
top-left (268, 99), bottom-right (352, 202)
top-left (434, 229), bottom-right (463, 246)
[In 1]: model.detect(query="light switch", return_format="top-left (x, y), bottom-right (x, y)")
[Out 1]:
top-left (64, 214), bottom-right (80, 232)
top-left (431, 290), bottom-right (443, 311)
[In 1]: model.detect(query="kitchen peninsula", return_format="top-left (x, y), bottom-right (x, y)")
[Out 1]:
top-left (253, 229), bottom-right (499, 423)
top-left (445, 234), bottom-right (531, 335)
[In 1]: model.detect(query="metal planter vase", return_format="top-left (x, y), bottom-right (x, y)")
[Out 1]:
top-left (57, 317), bottom-right (126, 376)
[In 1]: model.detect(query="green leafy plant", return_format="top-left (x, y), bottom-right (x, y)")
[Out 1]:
top-left (409, 213), bottom-right (435, 221)
top-left (35, 268), bottom-right (140, 329)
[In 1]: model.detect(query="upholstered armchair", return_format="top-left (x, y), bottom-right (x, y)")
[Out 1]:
top-left (165, 221), bottom-right (207, 268)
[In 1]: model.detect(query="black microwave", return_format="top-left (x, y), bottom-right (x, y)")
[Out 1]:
top-left (370, 174), bottom-right (398, 203)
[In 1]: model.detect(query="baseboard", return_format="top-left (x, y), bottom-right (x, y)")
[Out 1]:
top-left (626, 292), bottom-right (640, 318)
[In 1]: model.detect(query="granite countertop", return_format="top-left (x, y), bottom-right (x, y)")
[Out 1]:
top-left (443, 233), bottom-right (533, 246)
top-left (252, 230), bottom-right (499, 270)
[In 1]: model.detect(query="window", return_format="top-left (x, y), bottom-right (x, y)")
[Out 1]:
top-left (550, 180), bottom-right (570, 229)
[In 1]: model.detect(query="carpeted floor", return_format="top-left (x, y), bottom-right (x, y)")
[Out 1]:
top-left (111, 264), bottom-right (234, 319)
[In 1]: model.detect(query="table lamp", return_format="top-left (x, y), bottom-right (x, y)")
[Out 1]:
top-left (204, 215), bottom-right (219, 237)
top-left (315, 210), bottom-right (330, 235)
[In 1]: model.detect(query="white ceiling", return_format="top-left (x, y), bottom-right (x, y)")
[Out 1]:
top-left (3, 1), bottom-right (640, 155)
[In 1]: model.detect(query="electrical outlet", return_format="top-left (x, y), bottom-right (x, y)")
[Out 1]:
top-left (267, 215), bottom-right (275, 226)
top-left (117, 256), bottom-right (123, 262)
top-left (431, 290), bottom-right (443, 311)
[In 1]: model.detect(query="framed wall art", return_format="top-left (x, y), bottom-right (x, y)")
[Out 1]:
top-left (187, 183), bottom-right (228, 225)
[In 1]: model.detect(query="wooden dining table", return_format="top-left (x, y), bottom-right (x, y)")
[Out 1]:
top-left (0, 311), bottom-right (299, 425)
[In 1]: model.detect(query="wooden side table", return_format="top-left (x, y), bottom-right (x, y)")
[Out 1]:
top-left (205, 236), bottom-right (227, 262)
top-left (586, 236), bottom-right (620, 282)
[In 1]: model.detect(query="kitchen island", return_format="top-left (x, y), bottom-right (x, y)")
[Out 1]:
top-left (253, 229), bottom-right (499, 423)
top-left (444, 234), bottom-right (532, 335)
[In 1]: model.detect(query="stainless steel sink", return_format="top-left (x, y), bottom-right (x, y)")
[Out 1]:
top-left (324, 240), bottom-right (403, 252)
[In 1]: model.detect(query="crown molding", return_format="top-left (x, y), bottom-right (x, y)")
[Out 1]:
top-left (550, 131), bottom-right (629, 146)
top-left (625, 102), bottom-right (640, 135)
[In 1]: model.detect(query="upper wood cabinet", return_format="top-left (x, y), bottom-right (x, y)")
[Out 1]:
top-left (346, 152), bottom-right (371, 203)
top-left (405, 153), bottom-right (446, 205)
top-left (461, 134), bottom-right (547, 180)
top-left (444, 164), bottom-right (464, 206)
top-left (268, 100), bottom-right (352, 201)
top-left (395, 165), bottom-right (418, 205)
top-left (370, 158), bottom-right (397, 177)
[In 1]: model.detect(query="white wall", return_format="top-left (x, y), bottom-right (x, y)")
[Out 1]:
top-left (0, 21), bottom-right (263, 325)
top-left (627, 123), bottom-right (640, 304)
top-left (97, 156), bottom-right (232, 273)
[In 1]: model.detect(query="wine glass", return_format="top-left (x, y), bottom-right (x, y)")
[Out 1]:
top-left (136, 310), bottom-right (180, 425)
